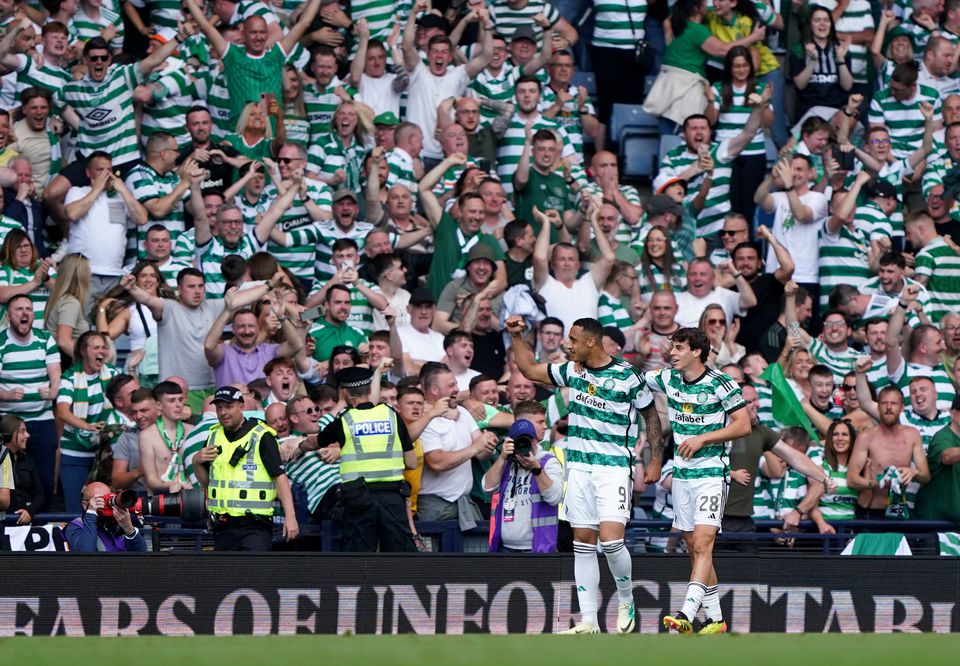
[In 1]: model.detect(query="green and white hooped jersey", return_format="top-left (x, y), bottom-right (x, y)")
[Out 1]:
top-left (807, 447), bottom-right (858, 521)
top-left (809, 338), bottom-right (859, 386)
top-left (196, 230), bottom-right (266, 298)
top-left (710, 82), bottom-right (766, 156)
top-left (597, 290), bottom-right (633, 329)
top-left (539, 83), bottom-right (595, 157)
top-left (263, 181), bottom-right (333, 281)
top-left (901, 408), bottom-right (950, 508)
top-left (283, 415), bottom-right (339, 512)
top-left (140, 59), bottom-right (196, 145)
top-left (125, 0), bottom-right (182, 31)
top-left (889, 359), bottom-right (956, 414)
top-left (868, 84), bottom-right (943, 160)
top-left (914, 236), bottom-right (960, 323)
top-left (469, 62), bottom-right (520, 123)
top-left (592, 0), bottom-right (647, 48)
top-left (547, 358), bottom-right (654, 469)
top-left (497, 113), bottom-right (576, 197)
top-left (659, 140), bottom-right (734, 238)
top-left (491, 0), bottom-right (559, 50)
top-left (63, 64), bottom-right (143, 166)
top-left (817, 222), bottom-right (872, 310)
top-left (0, 328), bottom-right (60, 422)
top-left (645, 367), bottom-right (745, 481)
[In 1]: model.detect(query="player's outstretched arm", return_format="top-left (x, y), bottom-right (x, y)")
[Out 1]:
top-left (505, 315), bottom-right (552, 385)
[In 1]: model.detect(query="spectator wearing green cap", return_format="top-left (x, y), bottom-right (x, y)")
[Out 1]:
top-left (871, 12), bottom-right (916, 87)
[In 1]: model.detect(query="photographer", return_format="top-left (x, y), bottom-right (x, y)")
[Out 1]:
top-left (484, 401), bottom-right (563, 553)
top-left (63, 482), bottom-right (147, 552)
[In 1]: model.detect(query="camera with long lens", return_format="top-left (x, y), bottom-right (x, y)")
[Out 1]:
top-left (98, 487), bottom-right (207, 522)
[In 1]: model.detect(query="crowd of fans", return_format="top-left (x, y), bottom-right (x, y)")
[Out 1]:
top-left (1, 0), bottom-right (960, 553)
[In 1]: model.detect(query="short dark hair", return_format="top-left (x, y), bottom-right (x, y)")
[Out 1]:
top-left (532, 129), bottom-right (557, 143)
top-left (879, 251), bottom-right (907, 270)
top-left (516, 74), bottom-right (542, 91)
top-left (892, 60), bottom-right (919, 86)
top-left (420, 362), bottom-right (452, 394)
top-left (152, 381), bottom-right (184, 400)
top-left (332, 238), bottom-right (359, 253)
top-left (539, 317), bottom-right (564, 332)
top-left (325, 283), bottom-right (351, 301)
top-left (129, 387), bottom-right (155, 404)
top-left (468, 373), bottom-right (496, 391)
top-left (503, 220), bottom-right (531, 249)
top-left (808, 364), bottom-right (834, 382)
top-left (682, 114), bottom-right (709, 130)
top-left (670, 327), bottom-right (711, 362)
top-left (372, 252), bottom-right (402, 281)
top-left (6, 293), bottom-right (32, 310)
top-left (443, 330), bottom-right (472, 350)
top-left (105, 374), bottom-right (136, 404)
top-left (397, 385), bottom-right (425, 400)
top-left (83, 37), bottom-right (110, 56)
top-left (264, 356), bottom-right (296, 375)
top-left (19, 86), bottom-right (52, 107)
top-left (308, 383), bottom-right (339, 403)
top-left (731, 241), bottom-right (761, 260)
top-left (177, 267), bottom-right (204, 285)
top-left (827, 285), bottom-right (858, 310)
top-left (571, 317), bottom-right (603, 340)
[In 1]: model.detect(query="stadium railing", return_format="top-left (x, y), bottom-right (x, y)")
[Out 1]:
top-left (5, 513), bottom-right (959, 554)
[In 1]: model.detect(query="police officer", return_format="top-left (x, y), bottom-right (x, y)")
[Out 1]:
top-left (193, 387), bottom-right (299, 551)
top-left (304, 367), bottom-right (418, 552)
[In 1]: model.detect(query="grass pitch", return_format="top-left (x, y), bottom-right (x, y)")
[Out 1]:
top-left (4, 634), bottom-right (959, 665)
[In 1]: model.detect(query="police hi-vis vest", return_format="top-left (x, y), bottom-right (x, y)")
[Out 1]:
top-left (207, 421), bottom-right (277, 516)
top-left (340, 404), bottom-right (404, 483)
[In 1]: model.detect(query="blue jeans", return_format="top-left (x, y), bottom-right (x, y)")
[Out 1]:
top-left (645, 16), bottom-right (666, 73)
top-left (24, 419), bottom-right (57, 511)
top-left (759, 68), bottom-right (788, 148)
top-left (61, 455), bottom-right (94, 514)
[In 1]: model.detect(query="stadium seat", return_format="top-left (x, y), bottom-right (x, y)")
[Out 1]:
top-left (571, 70), bottom-right (597, 98)
top-left (659, 134), bottom-right (684, 162)
top-left (609, 103), bottom-right (659, 146)
top-left (621, 131), bottom-right (660, 179)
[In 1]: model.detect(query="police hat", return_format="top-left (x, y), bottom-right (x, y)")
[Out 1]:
top-left (212, 386), bottom-right (244, 404)
top-left (334, 366), bottom-right (374, 389)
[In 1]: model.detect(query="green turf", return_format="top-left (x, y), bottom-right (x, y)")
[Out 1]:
top-left (3, 634), bottom-right (960, 665)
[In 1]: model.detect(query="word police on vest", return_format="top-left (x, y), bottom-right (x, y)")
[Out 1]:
top-left (351, 420), bottom-right (395, 436)
top-left (508, 419), bottom-right (537, 458)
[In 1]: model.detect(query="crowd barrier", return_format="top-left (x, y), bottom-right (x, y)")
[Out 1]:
top-left (0, 553), bottom-right (958, 635)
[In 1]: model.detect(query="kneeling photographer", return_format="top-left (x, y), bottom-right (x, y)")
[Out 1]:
top-left (483, 401), bottom-right (563, 553)
top-left (64, 482), bottom-right (148, 552)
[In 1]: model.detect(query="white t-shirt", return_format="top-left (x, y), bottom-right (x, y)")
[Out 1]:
top-left (372, 288), bottom-right (411, 330)
top-left (537, 273), bottom-right (600, 334)
top-left (64, 186), bottom-right (129, 276)
top-left (397, 323), bottom-right (445, 364)
top-left (766, 190), bottom-right (829, 283)
top-left (455, 368), bottom-right (480, 392)
top-left (419, 405), bottom-right (479, 502)
top-left (407, 63), bottom-right (470, 159)
top-left (675, 287), bottom-right (745, 328)
top-left (358, 72), bottom-right (402, 117)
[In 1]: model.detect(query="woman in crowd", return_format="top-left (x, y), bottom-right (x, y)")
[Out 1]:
top-left (790, 5), bottom-right (853, 121)
top-left (780, 343), bottom-right (814, 400)
top-left (700, 303), bottom-right (745, 367)
top-left (282, 65), bottom-right (310, 148)
top-left (309, 101), bottom-right (374, 192)
top-left (94, 260), bottom-right (174, 387)
top-left (809, 419), bottom-right (860, 532)
top-left (644, 0), bottom-right (767, 132)
top-left (0, 414), bottom-right (45, 520)
top-left (44, 252), bottom-right (90, 363)
top-left (223, 100), bottom-right (285, 162)
top-left (0, 229), bottom-right (54, 328)
top-left (637, 226), bottom-right (686, 301)
top-left (705, 46), bottom-right (772, 221)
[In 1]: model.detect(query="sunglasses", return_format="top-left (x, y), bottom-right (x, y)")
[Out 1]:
top-left (720, 229), bottom-right (747, 236)
top-left (706, 318), bottom-right (725, 325)
top-left (88, 54), bottom-right (110, 62)
top-left (299, 406), bottom-right (319, 415)
top-left (277, 157), bottom-right (300, 164)
top-left (841, 384), bottom-right (857, 391)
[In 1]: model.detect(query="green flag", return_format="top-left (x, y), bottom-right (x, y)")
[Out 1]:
top-left (759, 362), bottom-right (819, 441)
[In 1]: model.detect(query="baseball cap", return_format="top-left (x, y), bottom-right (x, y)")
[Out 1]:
top-left (508, 418), bottom-right (537, 442)
top-left (333, 188), bottom-right (358, 203)
top-left (602, 326), bottom-right (627, 350)
top-left (465, 243), bottom-right (496, 268)
top-left (374, 111), bottom-right (399, 127)
top-left (409, 286), bottom-right (437, 306)
top-left (644, 194), bottom-right (684, 218)
top-left (511, 26), bottom-right (537, 44)
top-left (869, 181), bottom-right (899, 201)
top-left (416, 14), bottom-right (449, 31)
top-left (212, 386), bottom-right (244, 404)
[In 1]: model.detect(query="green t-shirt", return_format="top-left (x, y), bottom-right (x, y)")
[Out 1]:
top-left (662, 22), bottom-right (712, 76)
top-left (308, 320), bottom-right (367, 363)
top-left (426, 214), bottom-right (506, 298)
top-left (916, 424), bottom-right (960, 521)
top-left (513, 168), bottom-right (574, 237)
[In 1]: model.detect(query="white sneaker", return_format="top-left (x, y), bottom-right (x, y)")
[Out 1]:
top-left (617, 602), bottom-right (636, 634)
top-left (557, 622), bottom-right (601, 635)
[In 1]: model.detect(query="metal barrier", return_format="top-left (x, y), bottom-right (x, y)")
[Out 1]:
top-left (6, 513), bottom-right (960, 553)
